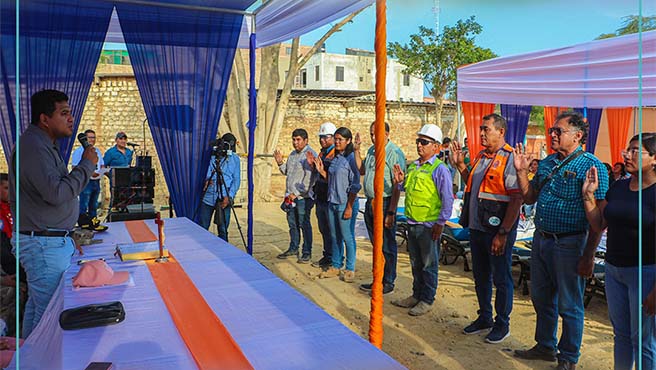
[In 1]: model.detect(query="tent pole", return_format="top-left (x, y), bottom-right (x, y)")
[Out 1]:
top-left (247, 18), bottom-right (257, 256)
top-left (368, 0), bottom-right (386, 349)
top-left (110, 0), bottom-right (252, 15)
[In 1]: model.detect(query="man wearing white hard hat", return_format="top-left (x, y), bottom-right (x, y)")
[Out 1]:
top-left (307, 122), bottom-right (337, 269)
top-left (391, 124), bottom-right (454, 316)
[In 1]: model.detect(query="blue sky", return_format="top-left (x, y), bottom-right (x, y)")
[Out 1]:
top-left (299, 0), bottom-right (654, 58)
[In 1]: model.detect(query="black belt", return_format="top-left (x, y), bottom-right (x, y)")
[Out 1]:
top-left (538, 230), bottom-right (586, 239)
top-left (20, 230), bottom-right (71, 237)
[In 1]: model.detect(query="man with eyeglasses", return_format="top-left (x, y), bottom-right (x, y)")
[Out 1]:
top-left (353, 121), bottom-right (406, 295)
top-left (391, 124), bottom-right (453, 316)
top-left (450, 113), bottom-right (523, 344)
top-left (513, 111), bottom-right (608, 370)
top-left (71, 129), bottom-right (105, 222)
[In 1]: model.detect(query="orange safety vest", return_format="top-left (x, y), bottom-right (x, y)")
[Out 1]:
top-left (465, 143), bottom-right (514, 202)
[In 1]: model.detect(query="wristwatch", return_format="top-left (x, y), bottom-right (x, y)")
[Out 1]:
top-left (498, 227), bottom-right (508, 236)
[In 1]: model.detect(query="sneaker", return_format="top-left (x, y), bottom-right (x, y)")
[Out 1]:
top-left (311, 256), bottom-right (331, 268)
top-left (341, 270), bottom-right (355, 283)
top-left (277, 249), bottom-right (298, 259)
top-left (485, 326), bottom-right (510, 344)
top-left (462, 317), bottom-right (494, 335)
top-left (408, 301), bottom-right (432, 316)
top-left (360, 283), bottom-right (394, 294)
top-left (297, 254), bottom-right (311, 264)
top-left (556, 360), bottom-right (577, 370)
top-left (514, 344), bottom-right (558, 362)
top-left (319, 267), bottom-right (341, 279)
top-left (391, 296), bottom-right (419, 308)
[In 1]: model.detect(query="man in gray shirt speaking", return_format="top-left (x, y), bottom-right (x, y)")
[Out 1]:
top-left (10, 89), bottom-right (98, 337)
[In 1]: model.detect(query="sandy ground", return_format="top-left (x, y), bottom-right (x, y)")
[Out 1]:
top-left (216, 203), bottom-right (614, 370)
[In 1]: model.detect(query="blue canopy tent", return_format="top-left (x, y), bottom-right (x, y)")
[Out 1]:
top-left (1, 0), bottom-right (374, 256)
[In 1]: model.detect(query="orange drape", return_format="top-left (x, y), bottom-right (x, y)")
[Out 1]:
top-left (461, 102), bottom-right (495, 154)
top-left (543, 106), bottom-right (569, 155)
top-left (127, 220), bottom-right (253, 370)
top-left (368, 0), bottom-right (386, 349)
top-left (606, 107), bottom-right (633, 165)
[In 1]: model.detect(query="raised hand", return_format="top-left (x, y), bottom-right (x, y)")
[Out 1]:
top-left (354, 132), bottom-right (362, 152)
top-left (582, 166), bottom-right (599, 197)
top-left (513, 143), bottom-right (533, 172)
top-left (305, 151), bottom-right (316, 167)
top-left (273, 149), bottom-right (283, 166)
top-left (449, 141), bottom-right (465, 168)
top-left (392, 164), bottom-right (405, 185)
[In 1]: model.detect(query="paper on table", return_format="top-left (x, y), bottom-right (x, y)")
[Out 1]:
top-left (90, 167), bottom-right (111, 180)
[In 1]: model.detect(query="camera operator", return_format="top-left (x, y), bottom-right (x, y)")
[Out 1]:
top-left (198, 133), bottom-right (240, 242)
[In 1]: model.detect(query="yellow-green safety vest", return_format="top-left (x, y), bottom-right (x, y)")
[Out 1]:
top-left (404, 158), bottom-right (443, 222)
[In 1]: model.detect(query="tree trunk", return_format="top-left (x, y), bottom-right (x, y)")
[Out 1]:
top-left (253, 157), bottom-right (275, 202)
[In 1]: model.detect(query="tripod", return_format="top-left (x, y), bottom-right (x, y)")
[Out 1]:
top-left (205, 155), bottom-right (247, 251)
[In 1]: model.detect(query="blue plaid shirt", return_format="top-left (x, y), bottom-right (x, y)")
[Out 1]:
top-left (531, 146), bottom-right (609, 233)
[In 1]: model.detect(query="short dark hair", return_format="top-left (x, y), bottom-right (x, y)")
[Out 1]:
top-left (221, 133), bottom-right (237, 151)
top-left (31, 89), bottom-right (69, 125)
top-left (370, 121), bottom-right (390, 132)
top-left (631, 132), bottom-right (656, 156)
top-left (0, 173), bottom-right (7, 183)
top-left (84, 129), bottom-right (95, 135)
top-left (442, 137), bottom-right (452, 145)
top-left (555, 111), bottom-right (588, 145)
top-left (292, 128), bottom-right (308, 140)
top-left (482, 113), bottom-right (508, 132)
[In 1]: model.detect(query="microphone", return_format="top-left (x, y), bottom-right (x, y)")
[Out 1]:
top-left (77, 133), bottom-right (90, 149)
top-left (127, 142), bottom-right (140, 147)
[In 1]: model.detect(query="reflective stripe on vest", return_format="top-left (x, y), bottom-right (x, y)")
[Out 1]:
top-left (465, 144), bottom-right (514, 203)
top-left (404, 158), bottom-right (443, 222)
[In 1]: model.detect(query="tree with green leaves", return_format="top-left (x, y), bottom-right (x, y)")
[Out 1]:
top-left (389, 16), bottom-right (495, 137)
top-left (596, 15), bottom-right (656, 39)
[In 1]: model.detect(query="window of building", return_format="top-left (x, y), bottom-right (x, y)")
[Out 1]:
top-left (367, 69), bottom-right (371, 74)
top-left (359, 77), bottom-right (363, 82)
top-left (403, 73), bottom-right (410, 86)
top-left (315, 65), bottom-right (320, 81)
top-left (336, 66), bottom-right (344, 82)
top-left (285, 47), bottom-right (292, 55)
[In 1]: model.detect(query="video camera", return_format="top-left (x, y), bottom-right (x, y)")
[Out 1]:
top-left (211, 138), bottom-right (233, 158)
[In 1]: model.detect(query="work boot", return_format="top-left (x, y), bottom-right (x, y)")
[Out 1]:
top-left (319, 267), bottom-right (340, 279)
top-left (408, 301), bottom-right (432, 316)
top-left (391, 296), bottom-right (419, 308)
top-left (341, 270), bottom-right (355, 283)
top-left (277, 249), bottom-right (298, 259)
top-left (514, 344), bottom-right (557, 362)
top-left (556, 360), bottom-right (576, 370)
top-left (311, 256), bottom-right (331, 269)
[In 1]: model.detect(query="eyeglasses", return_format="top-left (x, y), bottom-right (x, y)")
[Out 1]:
top-left (548, 127), bottom-right (578, 136)
top-left (416, 138), bottom-right (435, 146)
top-left (621, 148), bottom-right (650, 157)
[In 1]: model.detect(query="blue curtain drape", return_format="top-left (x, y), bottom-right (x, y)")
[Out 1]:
top-left (574, 107), bottom-right (602, 153)
top-left (115, 3), bottom-right (243, 220)
top-left (500, 104), bottom-right (532, 146)
top-left (0, 0), bottom-right (114, 163)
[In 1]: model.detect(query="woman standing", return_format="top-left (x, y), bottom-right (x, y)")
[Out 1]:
top-left (583, 133), bottom-right (656, 370)
top-left (315, 127), bottom-right (361, 282)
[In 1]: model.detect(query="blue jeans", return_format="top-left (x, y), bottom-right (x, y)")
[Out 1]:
top-left (315, 200), bottom-right (333, 261)
top-left (470, 228), bottom-right (517, 330)
top-left (364, 197), bottom-right (398, 287)
top-left (78, 179), bottom-right (100, 218)
top-left (12, 235), bottom-right (74, 338)
top-left (198, 202), bottom-right (231, 241)
top-left (530, 231), bottom-right (587, 364)
top-left (287, 198), bottom-right (314, 255)
top-left (407, 224), bottom-right (439, 305)
top-left (605, 262), bottom-right (656, 370)
top-left (328, 201), bottom-right (358, 271)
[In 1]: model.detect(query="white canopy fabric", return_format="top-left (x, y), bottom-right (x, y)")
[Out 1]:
top-left (104, 0), bottom-right (374, 48)
top-left (457, 30), bottom-right (656, 108)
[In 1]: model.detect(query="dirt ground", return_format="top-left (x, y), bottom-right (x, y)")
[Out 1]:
top-left (218, 203), bottom-right (613, 370)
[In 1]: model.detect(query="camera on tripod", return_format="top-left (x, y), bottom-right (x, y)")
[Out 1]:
top-left (211, 138), bottom-right (233, 158)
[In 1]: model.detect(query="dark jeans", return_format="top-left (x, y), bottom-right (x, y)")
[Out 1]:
top-left (315, 200), bottom-right (333, 261)
top-left (407, 224), bottom-right (439, 305)
top-left (469, 228), bottom-right (517, 330)
top-left (287, 198), bottom-right (314, 255)
top-left (530, 231), bottom-right (587, 364)
top-left (198, 202), bottom-right (231, 242)
top-left (364, 197), bottom-right (398, 287)
top-left (78, 179), bottom-right (100, 218)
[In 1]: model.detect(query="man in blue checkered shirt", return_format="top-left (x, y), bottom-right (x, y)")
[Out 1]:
top-left (512, 111), bottom-right (608, 370)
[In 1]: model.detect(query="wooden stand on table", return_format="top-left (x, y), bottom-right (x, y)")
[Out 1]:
top-left (154, 212), bottom-right (169, 263)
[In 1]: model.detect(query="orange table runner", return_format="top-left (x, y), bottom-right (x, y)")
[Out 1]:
top-left (126, 220), bottom-right (253, 370)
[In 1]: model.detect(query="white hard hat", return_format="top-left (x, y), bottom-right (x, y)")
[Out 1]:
top-left (417, 124), bottom-right (443, 143)
top-left (318, 122), bottom-right (337, 136)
